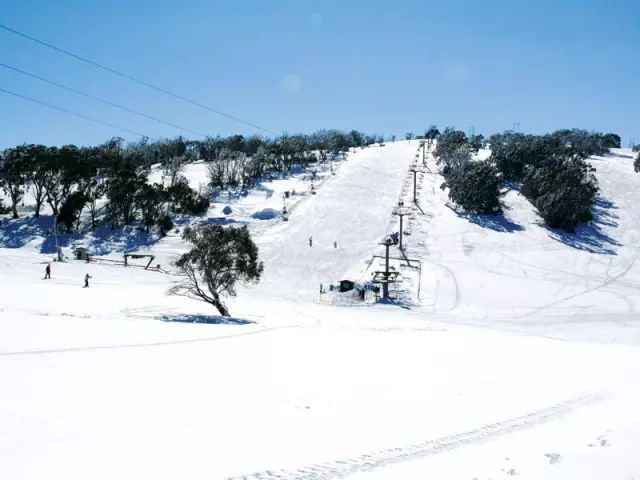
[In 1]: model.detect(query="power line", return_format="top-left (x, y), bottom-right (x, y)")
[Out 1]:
top-left (0, 23), bottom-right (277, 135)
top-left (0, 86), bottom-right (147, 138)
top-left (0, 63), bottom-right (207, 138)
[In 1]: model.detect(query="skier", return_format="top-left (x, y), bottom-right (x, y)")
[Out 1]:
top-left (43, 263), bottom-right (51, 280)
top-left (309, 236), bottom-right (313, 247)
top-left (333, 240), bottom-right (337, 249)
top-left (319, 282), bottom-right (324, 295)
top-left (83, 273), bottom-right (92, 288)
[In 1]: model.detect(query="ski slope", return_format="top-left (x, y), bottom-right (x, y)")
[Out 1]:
top-left (253, 141), bottom-right (415, 300)
top-left (413, 147), bottom-right (640, 344)
top-left (1, 141), bottom-right (640, 479)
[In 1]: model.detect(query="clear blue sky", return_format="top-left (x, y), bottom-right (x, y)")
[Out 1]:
top-left (1, 0), bottom-right (639, 147)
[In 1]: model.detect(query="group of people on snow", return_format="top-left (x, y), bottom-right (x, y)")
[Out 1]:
top-left (308, 236), bottom-right (338, 249)
top-left (43, 263), bottom-right (92, 288)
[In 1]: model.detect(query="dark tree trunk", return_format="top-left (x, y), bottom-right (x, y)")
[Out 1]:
top-left (10, 194), bottom-right (19, 219)
top-left (211, 294), bottom-right (230, 317)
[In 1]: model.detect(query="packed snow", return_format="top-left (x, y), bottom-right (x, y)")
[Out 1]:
top-left (1, 140), bottom-right (640, 479)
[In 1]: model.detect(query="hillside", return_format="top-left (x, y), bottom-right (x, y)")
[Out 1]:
top-left (1, 141), bottom-right (640, 479)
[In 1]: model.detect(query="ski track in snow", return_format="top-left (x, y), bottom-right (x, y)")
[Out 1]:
top-left (518, 246), bottom-right (639, 319)
top-left (227, 394), bottom-right (602, 480)
top-left (0, 309), bottom-right (323, 357)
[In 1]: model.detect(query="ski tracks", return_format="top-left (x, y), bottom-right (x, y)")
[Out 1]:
top-left (0, 308), bottom-right (323, 357)
top-left (228, 393), bottom-right (602, 480)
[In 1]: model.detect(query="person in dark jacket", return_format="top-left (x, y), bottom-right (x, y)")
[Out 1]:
top-left (83, 273), bottom-right (92, 288)
top-left (44, 263), bottom-right (51, 279)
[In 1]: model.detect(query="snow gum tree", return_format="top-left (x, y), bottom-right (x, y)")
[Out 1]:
top-left (443, 161), bottom-right (503, 214)
top-left (434, 128), bottom-right (468, 166)
top-left (0, 147), bottom-right (28, 219)
top-left (169, 224), bottom-right (263, 317)
top-left (522, 156), bottom-right (598, 232)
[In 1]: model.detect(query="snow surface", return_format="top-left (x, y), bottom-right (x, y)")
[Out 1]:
top-left (1, 141), bottom-right (640, 479)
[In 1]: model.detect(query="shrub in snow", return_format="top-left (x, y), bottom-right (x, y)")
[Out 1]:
top-left (443, 161), bottom-right (503, 214)
top-left (222, 205), bottom-right (233, 215)
top-left (186, 195), bottom-right (210, 215)
top-left (490, 130), bottom-right (617, 181)
top-left (522, 156), bottom-right (598, 232)
top-left (488, 132), bottom-right (558, 180)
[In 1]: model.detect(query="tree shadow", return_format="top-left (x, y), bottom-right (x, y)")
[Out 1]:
top-left (0, 215), bottom-right (53, 248)
top-left (455, 211), bottom-right (525, 233)
top-left (84, 225), bottom-right (161, 256)
top-left (159, 314), bottom-right (254, 325)
top-left (547, 196), bottom-right (621, 255)
top-left (377, 298), bottom-right (412, 309)
top-left (40, 231), bottom-right (84, 254)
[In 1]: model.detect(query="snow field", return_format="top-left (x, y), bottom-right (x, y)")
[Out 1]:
top-left (2, 141), bottom-right (640, 479)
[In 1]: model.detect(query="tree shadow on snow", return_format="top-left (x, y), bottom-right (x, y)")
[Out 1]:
top-left (455, 211), bottom-right (525, 233)
top-left (547, 197), bottom-right (621, 255)
top-left (40, 231), bottom-right (84, 254)
top-left (0, 215), bottom-right (54, 248)
top-left (85, 226), bottom-right (161, 256)
top-left (41, 224), bottom-right (162, 256)
top-left (159, 314), bottom-right (254, 325)
top-left (377, 298), bottom-right (412, 310)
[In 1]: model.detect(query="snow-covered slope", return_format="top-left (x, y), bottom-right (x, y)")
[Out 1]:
top-left (253, 141), bottom-right (415, 300)
top-left (413, 147), bottom-right (640, 344)
top-left (2, 141), bottom-right (640, 480)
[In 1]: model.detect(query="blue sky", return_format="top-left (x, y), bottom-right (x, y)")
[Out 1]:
top-left (1, 0), bottom-right (639, 147)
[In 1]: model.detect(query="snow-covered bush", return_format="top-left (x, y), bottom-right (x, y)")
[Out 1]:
top-left (443, 161), bottom-right (503, 214)
top-left (490, 130), bottom-right (618, 181)
top-left (522, 156), bottom-right (598, 232)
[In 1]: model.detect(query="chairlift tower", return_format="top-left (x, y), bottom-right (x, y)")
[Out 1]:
top-left (409, 165), bottom-right (427, 203)
top-left (392, 201), bottom-right (411, 251)
top-left (375, 236), bottom-right (399, 300)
